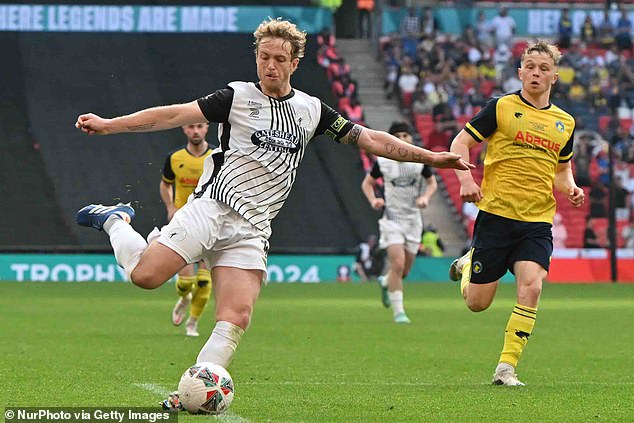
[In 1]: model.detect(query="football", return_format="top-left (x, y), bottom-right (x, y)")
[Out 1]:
top-left (177, 362), bottom-right (234, 415)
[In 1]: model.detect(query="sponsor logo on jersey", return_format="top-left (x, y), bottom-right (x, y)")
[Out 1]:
top-left (555, 120), bottom-right (565, 132)
top-left (251, 129), bottom-right (300, 153)
top-left (391, 176), bottom-right (417, 187)
top-left (180, 177), bottom-right (200, 185)
top-left (513, 130), bottom-right (561, 153)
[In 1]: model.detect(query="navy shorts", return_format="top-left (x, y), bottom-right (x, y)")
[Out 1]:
top-left (468, 210), bottom-right (553, 284)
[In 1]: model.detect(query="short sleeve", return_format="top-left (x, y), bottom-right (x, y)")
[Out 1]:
top-left (162, 153), bottom-right (175, 183)
top-left (464, 97), bottom-right (499, 142)
top-left (314, 101), bottom-right (355, 142)
top-left (559, 128), bottom-right (575, 163)
top-left (197, 87), bottom-right (234, 123)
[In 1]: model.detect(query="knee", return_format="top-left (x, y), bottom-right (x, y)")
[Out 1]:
top-left (216, 304), bottom-right (253, 330)
top-left (390, 261), bottom-right (405, 277)
top-left (518, 278), bottom-right (542, 301)
top-left (130, 267), bottom-right (165, 290)
top-left (465, 297), bottom-right (492, 312)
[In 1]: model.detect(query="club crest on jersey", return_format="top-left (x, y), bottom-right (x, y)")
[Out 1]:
top-left (555, 120), bottom-right (565, 132)
top-left (251, 129), bottom-right (300, 153)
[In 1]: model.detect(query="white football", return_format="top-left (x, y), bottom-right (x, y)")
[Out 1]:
top-left (177, 362), bottom-right (234, 415)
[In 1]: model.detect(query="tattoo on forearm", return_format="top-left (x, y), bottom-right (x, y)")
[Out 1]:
top-left (127, 122), bottom-right (156, 132)
top-left (412, 152), bottom-right (422, 162)
top-left (398, 147), bottom-right (408, 158)
top-left (348, 125), bottom-right (362, 146)
top-left (384, 143), bottom-right (395, 154)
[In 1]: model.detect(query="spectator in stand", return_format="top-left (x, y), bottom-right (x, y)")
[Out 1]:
top-left (420, 225), bottom-right (445, 257)
top-left (400, 7), bottom-right (421, 58)
top-left (573, 133), bottom-right (594, 187)
top-left (412, 90), bottom-right (434, 115)
top-left (421, 7), bottom-right (440, 37)
top-left (614, 176), bottom-right (631, 220)
top-left (580, 14), bottom-right (597, 46)
top-left (479, 57), bottom-right (496, 81)
top-left (457, 58), bottom-right (479, 83)
top-left (605, 44), bottom-right (620, 65)
top-left (493, 44), bottom-right (512, 80)
top-left (502, 70), bottom-right (522, 93)
top-left (557, 58), bottom-right (575, 90)
top-left (327, 57), bottom-right (351, 82)
top-left (589, 179), bottom-right (608, 218)
top-left (316, 27), bottom-right (335, 48)
top-left (552, 213), bottom-right (568, 249)
top-left (317, 44), bottom-right (339, 69)
top-left (354, 234), bottom-right (385, 282)
top-left (599, 9), bottom-right (615, 49)
top-left (490, 7), bottom-right (516, 47)
top-left (584, 217), bottom-right (603, 248)
top-left (332, 74), bottom-right (357, 103)
top-left (475, 10), bottom-right (493, 49)
top-left (341, 96), bottom-right (366, 125)
top-left (397, 66), bottom-right (420, 108)
top-left (569, 78), bottom-right (587, 103)
top-left (622, 220), bottom-right (634, 249)
top-left (558, 9), bottom-right (573, 49)
top-left (616, 7), bottom-right (633, 51)
top-left (462, 25), bottom-right (478, 49)
top-left (357, 0), bottom-right (374, 39)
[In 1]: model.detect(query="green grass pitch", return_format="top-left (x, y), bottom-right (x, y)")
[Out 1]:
top-left (1, 281), bottom-right (633, 422)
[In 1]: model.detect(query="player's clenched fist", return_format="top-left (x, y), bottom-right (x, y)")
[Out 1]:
top-left (76, 113), bottom-right (109, 135)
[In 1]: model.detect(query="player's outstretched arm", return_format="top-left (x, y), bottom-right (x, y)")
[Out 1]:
top-left (555, 161), bottom-right (585, 207)
top-left (342, 124), bottom-right (473, 170)
top-left (75, 101), bottom-right (207, 135)
top-left (450, 129), bottom-right (483, 203)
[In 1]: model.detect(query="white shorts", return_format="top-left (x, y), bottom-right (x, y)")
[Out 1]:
top-left (378, 218), bottom-right (421, 255)
top-left (156, 199), bottom-right (269, 280)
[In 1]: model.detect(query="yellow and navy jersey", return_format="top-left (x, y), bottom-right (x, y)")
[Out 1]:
top-left (162, 146), bottom-right (212, 209)
top-left (464, 91), bottom-right (575, 224)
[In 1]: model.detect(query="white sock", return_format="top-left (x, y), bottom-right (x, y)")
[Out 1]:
top-left (389, 290), bottom-right (404, 315)
top-left (105, 218), bottom-right (147, 280)
top-left (196, 321), bottom-right (244, 368)
top-left (378, 275), bottom-right (388, 288)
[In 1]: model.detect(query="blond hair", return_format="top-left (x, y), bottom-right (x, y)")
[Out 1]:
top-left (521, 40), bottom-right (562, 65)
top-left (253, 17), bottom-right (307, 60)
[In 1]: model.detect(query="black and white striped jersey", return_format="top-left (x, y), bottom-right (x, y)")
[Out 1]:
top-left (371, 158), bottom-right (433, 225)
top-left (194, 81), bottom-right (354, 238)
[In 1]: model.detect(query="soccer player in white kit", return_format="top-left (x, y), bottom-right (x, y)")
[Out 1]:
top-left (361, 121), bottom-right (438, 323)
top-left (75, 18), bottom-right (472, 406)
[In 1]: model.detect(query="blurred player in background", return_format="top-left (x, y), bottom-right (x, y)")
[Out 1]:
top-left (161, 123), bottom-right (214, 337)
top-left (74, 18), bottom-right (472, 408)
top-left (448, 41), bottom-right (585, 386)
top-left (362, 121), bottom-right (437, 323)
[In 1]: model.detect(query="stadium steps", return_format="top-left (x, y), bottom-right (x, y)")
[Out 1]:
top-left (336, 38), bottom-right (468, 255)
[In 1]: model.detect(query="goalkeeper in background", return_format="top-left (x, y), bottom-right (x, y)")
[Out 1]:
top-left (161, 123), bottom-right (214, 337)
top-left (448, 41), bottom-right (585, 386)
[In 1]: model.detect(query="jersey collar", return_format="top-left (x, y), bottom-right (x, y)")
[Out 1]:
top-left (516, 90), bottom-right (552, 110)
top-left (255, 82), bottom-right (296, 101)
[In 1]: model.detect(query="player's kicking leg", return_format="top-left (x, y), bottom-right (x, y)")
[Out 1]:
top-left (76, 203), bottom-right (186, 288)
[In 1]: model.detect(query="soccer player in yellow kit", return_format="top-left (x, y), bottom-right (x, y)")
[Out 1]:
top-left (160, 123), bottom-right (213, 336)
top-left (448, 41), bottom-right (585, 385)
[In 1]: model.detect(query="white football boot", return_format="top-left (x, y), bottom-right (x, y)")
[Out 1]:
top-left (492, 363), bottom-right (525, 386)
top-left (171, 293), bottom-right (191, 326)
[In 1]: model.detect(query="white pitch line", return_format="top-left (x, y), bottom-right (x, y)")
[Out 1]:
top-left (240, 381), bottom-right (634, 387)
top-left (133, 382), bottom-right (251, 423)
